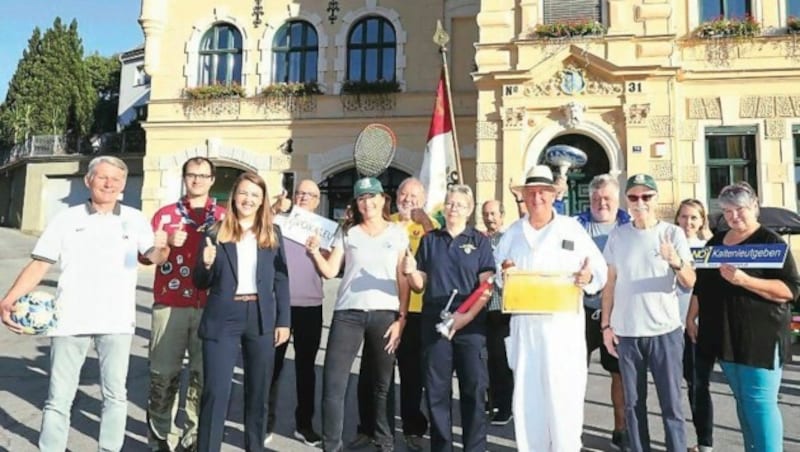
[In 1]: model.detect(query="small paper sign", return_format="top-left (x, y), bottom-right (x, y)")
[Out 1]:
top-left (691, 244), bottom-right (789, 269)
top-left (273, 208), bottom-right (340, 250)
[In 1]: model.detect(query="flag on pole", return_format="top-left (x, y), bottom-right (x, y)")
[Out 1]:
top-left (420, 69), bottom-right (458, 213)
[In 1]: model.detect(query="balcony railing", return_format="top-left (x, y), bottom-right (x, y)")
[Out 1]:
top-left (0, 130), bottom-right (145, 168)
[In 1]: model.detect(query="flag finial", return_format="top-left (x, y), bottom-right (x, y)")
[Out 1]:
top-left (433, 20), bottom-right (450, 48)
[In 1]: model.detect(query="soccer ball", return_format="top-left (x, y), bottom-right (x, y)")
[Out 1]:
top-left (10, 291), bottom-right (57, 335)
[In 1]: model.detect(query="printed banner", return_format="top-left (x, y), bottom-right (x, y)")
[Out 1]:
top-left (691, 244), bottom-right (789, 269)
top-left (273, 208), bottom-right (339, 250)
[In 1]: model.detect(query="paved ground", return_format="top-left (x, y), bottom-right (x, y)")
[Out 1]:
top-left (1, 226), bottom-right (799, 451)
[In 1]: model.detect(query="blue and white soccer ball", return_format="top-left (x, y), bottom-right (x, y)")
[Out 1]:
top-left (10, 291), bottom-right (57, 335)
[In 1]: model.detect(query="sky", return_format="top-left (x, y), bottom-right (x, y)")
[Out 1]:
top-left (0, 0), bottom-right (143, 99)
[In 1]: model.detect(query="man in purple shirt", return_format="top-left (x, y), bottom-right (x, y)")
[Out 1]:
top-left (264, 179), bottom-right (325, 447)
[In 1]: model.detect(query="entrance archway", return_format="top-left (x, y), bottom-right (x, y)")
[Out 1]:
top-left (210, 166), bottom-right (245, 206)
top-left (319, 167), bottom-right (412, 220)
top-left (539, 134), bottom-right (609, 215)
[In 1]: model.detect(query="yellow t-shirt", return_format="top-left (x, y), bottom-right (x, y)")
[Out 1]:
top-left (391, 213), bottom-right (439, 313)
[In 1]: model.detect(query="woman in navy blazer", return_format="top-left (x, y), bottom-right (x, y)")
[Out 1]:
top-left (193, 171), bottom-right (290, 452)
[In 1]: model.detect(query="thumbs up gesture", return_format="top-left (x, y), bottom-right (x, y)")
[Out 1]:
top-left (573, 257), bottom-right (592, 287)
top-left (659, 232), bottom-right (680, 268)
top-left (154, 218), bottom-right (169, 249)
top-left (169, 221), bottom-right (188, 247)
top-left (402, 248), bottom-right (417, 276)
top-left (203, 237), bottom-right (217, 269)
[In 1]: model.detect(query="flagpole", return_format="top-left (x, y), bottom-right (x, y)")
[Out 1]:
top-left (433, 20), bottom-right (463, 184)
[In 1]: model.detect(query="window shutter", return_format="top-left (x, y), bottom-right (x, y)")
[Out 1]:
top-left (543, 0), bottom-right (602, 24)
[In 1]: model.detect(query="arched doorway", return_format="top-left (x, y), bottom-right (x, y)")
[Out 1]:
top-left (210, 166), bottom-right (245, 206)
top-left (319, 167), bottom-right (412, 220)
top-left (539, 134), bottom-right (609, 215)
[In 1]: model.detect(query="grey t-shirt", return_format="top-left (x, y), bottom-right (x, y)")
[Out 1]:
top-left (583, 221), bottom-right (616, 310)
top-left (333, 224), bottom-right (409, 311)
top-left (603, 221), bottom-right (692, 337)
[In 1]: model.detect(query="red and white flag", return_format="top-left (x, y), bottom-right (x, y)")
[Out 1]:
top-left (420, 69), bottom-right (459, 212)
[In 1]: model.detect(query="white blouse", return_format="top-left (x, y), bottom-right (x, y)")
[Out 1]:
top-left (235, 231), bottom-right (258, 295)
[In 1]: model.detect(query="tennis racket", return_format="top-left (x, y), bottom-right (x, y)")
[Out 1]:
top-left (353, 123), bottom-right (397, 177)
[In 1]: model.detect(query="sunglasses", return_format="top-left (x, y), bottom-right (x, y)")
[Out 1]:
top-left (627, 193), bottom-right (656, 202)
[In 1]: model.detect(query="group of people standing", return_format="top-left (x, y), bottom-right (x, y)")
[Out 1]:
top-left (0, 154), bottom-right (797, 452)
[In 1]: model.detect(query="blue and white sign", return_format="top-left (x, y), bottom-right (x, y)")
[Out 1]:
top-left (692, 244), bottom-right (789, 269)
top-left (544, 145), bottom-right (588, 168)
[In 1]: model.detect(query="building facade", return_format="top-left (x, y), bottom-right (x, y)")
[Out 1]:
top-left (137, 0), bottom-right (800, 222)
top-left (474, 0), bottom-right (800, 217)
top-left (137, 0), bottom-right (480, 219)
top-left (117, 45), bottom-right (151, 131)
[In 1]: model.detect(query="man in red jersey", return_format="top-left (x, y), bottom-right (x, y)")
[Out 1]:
top-left (145, 157), bottom-right (225, 452)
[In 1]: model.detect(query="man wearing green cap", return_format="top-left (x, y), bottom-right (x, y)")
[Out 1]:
top-left (600, 173), bottom-right (696, 451)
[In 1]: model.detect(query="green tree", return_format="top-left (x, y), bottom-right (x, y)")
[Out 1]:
top-left (85, 52), bottom-right (121, 134)
top-left (0, 18), bottom-right (95, 146)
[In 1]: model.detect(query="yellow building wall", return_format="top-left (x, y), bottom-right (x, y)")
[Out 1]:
top-left (474, 0), bottom-right (800, 219)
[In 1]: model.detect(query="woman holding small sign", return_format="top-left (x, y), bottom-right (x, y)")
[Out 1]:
top-left (692, 182), bottom-right (800, 452)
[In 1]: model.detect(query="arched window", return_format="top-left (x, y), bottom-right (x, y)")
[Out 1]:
top-left (199, 23), bottom-right (243, 86)
top-left (272, 21), bottom-right (318, 83)
top-left (347, 16), bottom-right (396, 82)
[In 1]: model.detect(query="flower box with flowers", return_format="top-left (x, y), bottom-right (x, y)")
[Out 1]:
top-left (693, 16), bottom-right (761, 39)
top-left (530, 20), bottom-right (606, 39)
top-left (260, 81), bottom-right (322, 98)
top-left (184, 83), bottom-right (246, 100)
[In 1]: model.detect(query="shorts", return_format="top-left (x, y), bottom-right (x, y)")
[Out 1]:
top-left (585, 307), bottom-right (620, 374)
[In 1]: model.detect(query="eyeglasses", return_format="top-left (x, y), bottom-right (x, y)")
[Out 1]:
top-left (626, 193), bottom-right (656, 202)
top-left (294, 191), bottom-right (319, 199)
top-left (444, 202), bottom-right (469, 211)
top-left (185, 173), bottom-right (213, 181)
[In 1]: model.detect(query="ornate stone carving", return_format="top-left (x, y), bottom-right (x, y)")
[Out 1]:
top-left (765, 119), bottom-right (786, 139)
top-left (561, 101), bottom-right (586, 128)
top-left (687, 97), bottom-right (721, 119)
top-left (624, 103), bottom-right (650, 126)
top-left (703, 97), bottom-right (722, 119)
top-left (257, 95), bottom-right (317, 116)
top-left (740, 96), bottom-right (758, 118)
top-left (476, 121), bottom-right (499, 140)
top-left (182, 98), bottom-right (242, 119)
top-left (776, 96), bottom-right (794, 117)
top-left (340, 93), bottom-right (396, 112)
top-left (648, 116), bottom-right (673, 137)
top-left (523, 64), bottom-right (623, 97)
top-left (649, 161), bottom-right (672, 180)
top-left (681, 165), bottom-right (699, 183)
top-left (679, 120), bottom-right (698, 141)
top-left (503, 107), bottom-right (525, 128)
top-left (756, 96), bottom-right (776, 118)
top-left (476, 163), bottom-right (499, 182)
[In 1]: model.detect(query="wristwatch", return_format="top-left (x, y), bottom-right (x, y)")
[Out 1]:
top-left (514, 197), bottom-right (524, 204)
top-left (670, 258), bottom-right (684, 271)
top-left (601, 324), bottom-right (611, 331)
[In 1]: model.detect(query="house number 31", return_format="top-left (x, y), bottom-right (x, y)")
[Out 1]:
top-left (627, 82), bottom-right (643, 93)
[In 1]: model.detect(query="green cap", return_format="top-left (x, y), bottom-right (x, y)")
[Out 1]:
top-left (353, 177), bottom-right (384, 198)
top-left (625, 173), bottom-right (658, 193)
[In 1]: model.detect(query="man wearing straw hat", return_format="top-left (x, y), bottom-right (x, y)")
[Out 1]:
top-left (494, 164), bottom-right (607, 451)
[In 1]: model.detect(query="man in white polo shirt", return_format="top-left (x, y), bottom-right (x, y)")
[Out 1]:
top-left (0, 156), bottom-right (169, 452)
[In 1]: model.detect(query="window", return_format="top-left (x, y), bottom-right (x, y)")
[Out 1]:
top-left (700, 0), bottom-right (751, 22)
top-left (789, 0), bottom-right (800, 19)
top-left (273, 21), bottom-right (318, 83)
top-left (199, 23), bottom-right (243, 86)
top-left (543, 0), bottom-right (602, 24)
top-left (135, 105), bottom-right (148, 121)
top-left (705, 126), bottom-right (758, 208)
top-left (794, 125), bottom-right (800, 210)
top-left (347, 16), bottom-right (396, 82)
top-left (134, 65), bottom-right (149, 86)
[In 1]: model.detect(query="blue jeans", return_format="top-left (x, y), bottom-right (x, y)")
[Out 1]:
top-left (39, 334), bottom-right (133, 452)
top-left (617, 328), bottom-right (686, 452)
top-left (322, 309), bottom-right (397, 452)
top-left (720, 348), bottom-right (783, 452)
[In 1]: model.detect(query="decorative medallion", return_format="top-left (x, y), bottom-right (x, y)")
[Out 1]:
top-left (560, 69), bottom-right (586, 95)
